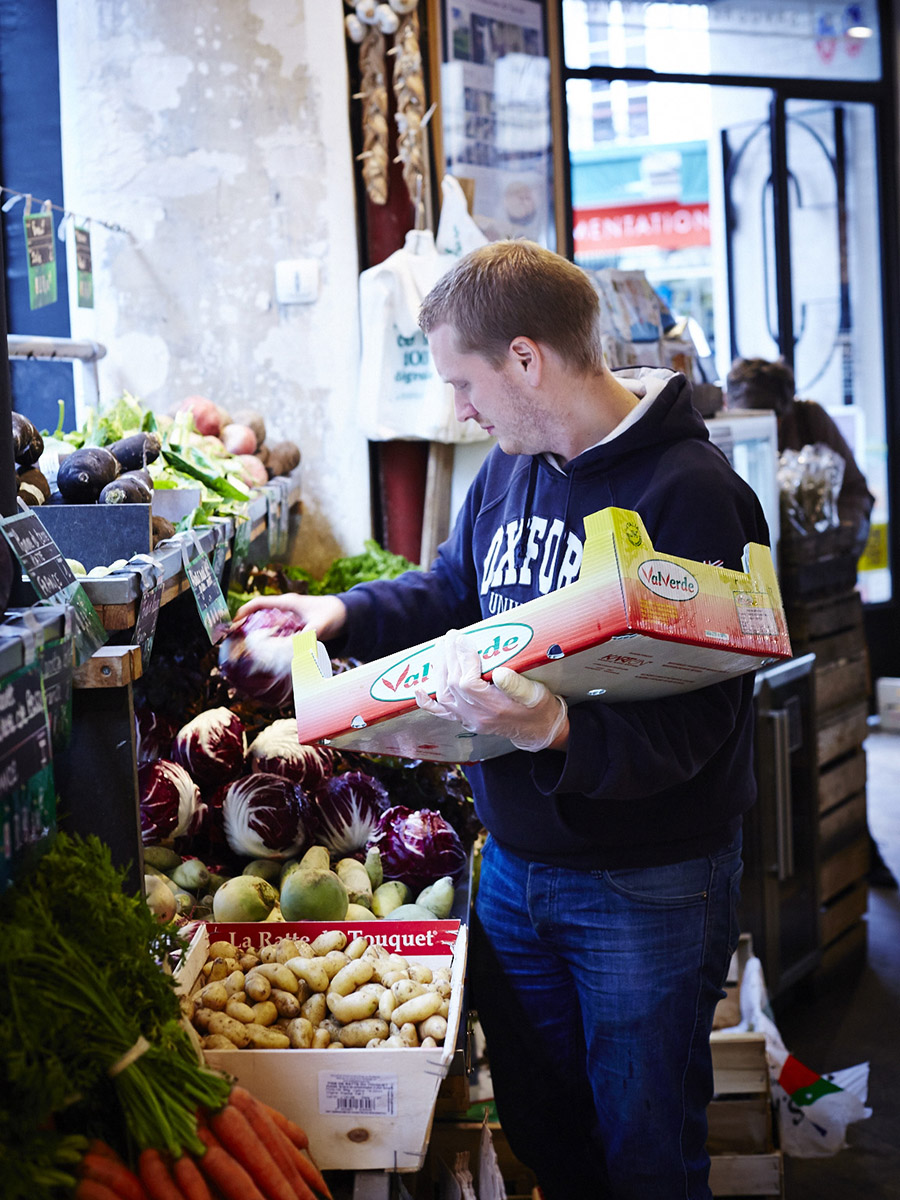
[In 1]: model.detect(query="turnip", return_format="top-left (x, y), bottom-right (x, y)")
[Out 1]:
top-left (234, 453), bottom-right (268, 488)
top-left (178, 394), bottom-right (224, 437)
top-left (231, 408), bottom-right (267, 446)
top-left (221, 422), bottom-right (258, 456)
top-left (144, 874), bottom-right (177, 922)
top-left (212, 874), bottom-right (280, 921)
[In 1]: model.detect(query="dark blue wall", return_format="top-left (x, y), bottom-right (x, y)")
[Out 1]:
top-left (1, 0), bottom-right (74, 433)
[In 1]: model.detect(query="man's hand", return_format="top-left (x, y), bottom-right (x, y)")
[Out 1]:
top-left (414, 629), bottom-right (568, 752)
top-left (233, 592), bottom-right (348, 641)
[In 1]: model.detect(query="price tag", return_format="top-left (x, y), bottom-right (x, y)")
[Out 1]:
top-left (74, 223), bottom-right (94, 308)
top-left (181, 534), bottom-right (230, 643)
top-left (231, 504), bottom-right (252, 586)
top-left (0, 510), bottom-right (76, 598)
top-left (39, 632), bottom-right (74, 755)
top-left (264, 486), bottom-right (281, 558)
top-left (276, 477), bottom-right (291, 555)
top-left (212, 529), bottom-right (228, 582)
top-left (131, 556), bottom-right (165, 664)
top-left (0, 659), bottom-right (56, 890)
top-left (24, 205), bottom-right (58, 310)
top-left (0, 512), bottom-right (107, 665)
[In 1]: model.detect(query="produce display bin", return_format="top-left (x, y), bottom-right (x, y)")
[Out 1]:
top-left (176, 919), bottom-right (468, 1173)
top-left (291, 505), bottom-right (792, 762)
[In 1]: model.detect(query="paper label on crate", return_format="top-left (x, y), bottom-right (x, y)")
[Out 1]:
top-left (734, 591), bottom-right (779, 636)
top-left (318, 1072), bottom-right (398, 1117)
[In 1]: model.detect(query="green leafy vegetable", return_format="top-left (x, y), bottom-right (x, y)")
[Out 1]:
top-left (162, 446), bottom-right (251, 502)
top-left (311, 539), bottom-right (419, 594)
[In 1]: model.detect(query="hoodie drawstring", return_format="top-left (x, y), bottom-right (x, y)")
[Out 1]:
top-left (516, 456), bottom-right (539, 568)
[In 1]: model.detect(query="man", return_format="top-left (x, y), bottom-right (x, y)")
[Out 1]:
top-left (725, 355), bottom-right (874, 556)
top-left (239, 241), bottom-right (769, 1198)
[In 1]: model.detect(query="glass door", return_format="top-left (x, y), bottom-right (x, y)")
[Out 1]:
top-left (723, 96), bottom-right (889, 600)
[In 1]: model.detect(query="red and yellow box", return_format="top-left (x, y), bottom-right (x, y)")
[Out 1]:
top-left (292, 507), bottom-right (791, 762)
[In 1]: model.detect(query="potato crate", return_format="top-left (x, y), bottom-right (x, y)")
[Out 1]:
top-left (175, 919), bottom-right (467, 1173)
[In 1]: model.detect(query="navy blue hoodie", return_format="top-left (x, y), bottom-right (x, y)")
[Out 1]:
top-left (337, 369), bottom-right (769, 869)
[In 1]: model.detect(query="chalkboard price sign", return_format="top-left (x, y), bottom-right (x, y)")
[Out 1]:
top-left (181, 536), bottom-right (230, 643)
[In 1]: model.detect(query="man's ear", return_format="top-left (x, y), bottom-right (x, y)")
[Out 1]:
top-left (508, 336), bottom-right (542, 385)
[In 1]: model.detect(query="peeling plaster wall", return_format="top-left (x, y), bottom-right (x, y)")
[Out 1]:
top-left (57, 0), bottom-right (366, 572)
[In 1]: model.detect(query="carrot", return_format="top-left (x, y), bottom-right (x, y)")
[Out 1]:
top-left (81, 1151), bottom-right (148, 1200)
top-left (138, 1149), bottom-right (186, 1200)
top-left (289, 1147), bottom-right (332, 1200)
top-left (226, 1089), bottom-right (317, 1200)
top-left (195, 1125), bottom-right (266, 1200)
top-left (87, 1139), bottom-right (124, 1162)
top-left (171, 1155), bottom-right (214, 1200)
top-left (209, 1101), bottom-right (298, 1200)
top-left (75, 1181), bottom-right (125, 1200)
top-left (256, 1099), bottom-right (309, 1151)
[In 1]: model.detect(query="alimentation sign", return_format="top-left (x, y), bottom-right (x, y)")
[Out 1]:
top-left (574, 199), bottom-right (710, 254)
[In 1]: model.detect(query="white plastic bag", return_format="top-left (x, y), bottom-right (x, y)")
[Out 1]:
top-left (357, 177), bottom-right (490, 444)
top-left (718, 953), bottom-right (872, 1158)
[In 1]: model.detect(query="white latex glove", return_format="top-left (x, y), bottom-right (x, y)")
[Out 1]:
top-left (414, 629), bottom-right (568, 752)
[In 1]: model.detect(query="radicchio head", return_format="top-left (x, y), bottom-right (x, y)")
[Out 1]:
top-left (171, 706), bottom-right (245, 788)
top-left (221, 772), bottom-right (311, 860)
top-left (139, 759), bottom-right (205, 846)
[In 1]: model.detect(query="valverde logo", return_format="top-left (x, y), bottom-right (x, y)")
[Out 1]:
top-left (638, 558), bottom-right (699, 602)
top-left (370, 623), bottom-right (533, 702)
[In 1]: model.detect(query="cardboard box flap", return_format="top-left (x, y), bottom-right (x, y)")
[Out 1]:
top-left (292, 507), bottom-right (791, 763)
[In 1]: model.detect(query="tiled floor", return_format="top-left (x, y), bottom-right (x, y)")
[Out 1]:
top-left (774, 726), bottom-right (900, 1199)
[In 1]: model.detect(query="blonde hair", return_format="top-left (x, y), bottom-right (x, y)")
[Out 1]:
top-left (418, 240), bottom-right (605, 373)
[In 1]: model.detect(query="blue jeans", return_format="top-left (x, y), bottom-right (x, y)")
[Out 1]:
top-left (470, 833), bottom-right (743, 1200)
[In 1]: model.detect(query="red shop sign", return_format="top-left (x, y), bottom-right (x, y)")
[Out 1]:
top-left (574, 199), bottom-right (710, 253)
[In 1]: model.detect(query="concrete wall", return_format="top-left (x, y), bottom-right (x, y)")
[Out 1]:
top-left (57, 0), bottom-right (366, 573)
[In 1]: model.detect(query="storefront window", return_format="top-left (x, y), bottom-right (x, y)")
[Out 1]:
top-left (562, 1), bottom-right (881, 82)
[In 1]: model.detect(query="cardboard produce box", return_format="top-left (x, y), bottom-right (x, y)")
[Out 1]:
top-left (291, 506), bottom-right (792, 762)
top-left (176, 919), bottom-right (467, 1173)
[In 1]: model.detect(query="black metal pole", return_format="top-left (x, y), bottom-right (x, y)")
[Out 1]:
top-left (0, 229), bottom-right (17, 517)
top-left (769, 94), bottom-right (795, 367)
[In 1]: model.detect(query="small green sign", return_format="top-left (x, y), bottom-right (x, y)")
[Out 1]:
top-left (24, 209), bottom-right (58, 309)
top-left (181, 536), bottom-right (230, 643)
top-left (75, 224), bottom-right (94, 308)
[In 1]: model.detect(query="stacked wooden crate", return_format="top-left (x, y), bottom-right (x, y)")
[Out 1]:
top-left (708, 934), bottom-right (784, 1198)
top-left (784, 588), bottom-right (870, 976)
top-left (708, 1033), bottom-right (783, 1198)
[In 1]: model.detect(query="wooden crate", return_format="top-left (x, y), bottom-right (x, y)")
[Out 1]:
top-left (815, 651), bottom-right (870, 715)
top-left (785, 589), bottom-right (865, 650)
top-left (820, 878), bottom-right (868, 946)
top-left (816, 699), bottom-right (870, 768)
top-left (708, 1032), bottom-right (784, 1198)
top-left (819, 832), bottom-right (870, 903)
top-left (818, 746), bottom-right (867, 815)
